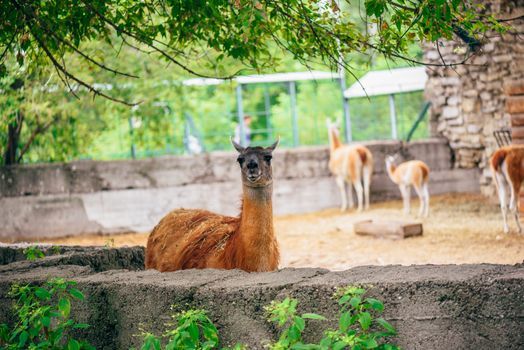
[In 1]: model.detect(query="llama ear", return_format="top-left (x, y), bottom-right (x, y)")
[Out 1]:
top-left (266, 137), bottom-right (280, 152)
top-left (230, 137), bottom-right (245, 153)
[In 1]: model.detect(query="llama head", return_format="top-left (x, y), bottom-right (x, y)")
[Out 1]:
top-left (231, 138), bottom-right (279, 187)
top-left (326, 118), bottom-right (340, 134)
top-left (385, 154), bottom-right (399, 166)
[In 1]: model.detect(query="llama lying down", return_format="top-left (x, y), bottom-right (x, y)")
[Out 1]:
top-left (145, 139), bottom-right (280, 272)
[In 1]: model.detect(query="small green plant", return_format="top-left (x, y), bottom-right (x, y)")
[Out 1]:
top-left (265, 286), bottom-right (399, 350)
top-left (138, 286), bottom-right (398, 350)
top-left (23, 246), bottom-right (45, 261)
top-left (104, 238), bottom-right (115, 249)
top-left (265, 297), bottom-right (326, 350)
top-left (0, 278), bottom-right (94, 350)
top-left (136, 308), bottom-right (245, 350)
top-left (51, 246), bottom-right (62, 255)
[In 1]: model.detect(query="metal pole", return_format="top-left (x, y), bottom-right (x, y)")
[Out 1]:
top-left (128, 116), bottom-right (136, 159)
top-left (342, 92), bottom-right (352, 142)
top-left (264, 84), bottom-right (273, 141)
top-left (389, 94), bottom-right (398, 140)
top-left (236, 84), bottom-right (247, 146)
top-left (289, 81), bottom-right (299, 146)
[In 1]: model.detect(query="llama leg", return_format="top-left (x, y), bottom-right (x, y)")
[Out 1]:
top-left (413, 184), bottom-right (424, 218)
top-left (399, 184), bottom-right (410, 215)
top-left (353, 179), bottom-right (364, 212)
top-left (509, 182), bottom-right (523, 234)
top-left (422, 182), bottom-right (430, 217)
top-left (502, 165), bottom-right (521, 233)
top-left (362, 165), bottom-right (372, 210)
top-left (495, 173), bottom-right (510, 234)
top-left (346, 178), bottom-right (355, 209)
top-left (336, 176), bottom-right (347, 211)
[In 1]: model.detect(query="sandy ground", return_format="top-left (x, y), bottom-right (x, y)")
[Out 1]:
top-left (35, 193), bottom-right (524, 270)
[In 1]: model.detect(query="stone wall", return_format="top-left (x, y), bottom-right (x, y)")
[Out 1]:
top-left (0, 246), bottom-right (522, 350)
top-left (0, 140), bottom-right (480, 240)
top-left (424, 0), bottom-right (524, 196)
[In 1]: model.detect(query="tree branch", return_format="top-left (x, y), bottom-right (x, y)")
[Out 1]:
top-left (81, 0), bottom-right (237, 80)
top-left (16, 116), bottom-right (56, 162)
top-left (11, 0), bottom-right (139, 79)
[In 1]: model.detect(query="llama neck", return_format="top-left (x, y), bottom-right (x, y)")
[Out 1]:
top-left (235, 183), bottom-right (278, 271)
top-left (386, 162), bottom-right (397, 183)
top-left (328, 128), bottom-right (342, 154)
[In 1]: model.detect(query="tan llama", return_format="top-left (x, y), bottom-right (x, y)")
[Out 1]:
top-left (385, 155), bottom-right (430, 217)
top-left (145, 139), bottom-right (280, 272)
top-left (490, 145), bottom-right (524, 234)
top-left (326, 119), bottom-right (373, 212)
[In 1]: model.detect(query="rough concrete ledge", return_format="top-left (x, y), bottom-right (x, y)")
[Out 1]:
top-left (0, 246), bottom-right (522, 350)
top-left (0, 244), bottom-right (144, 271)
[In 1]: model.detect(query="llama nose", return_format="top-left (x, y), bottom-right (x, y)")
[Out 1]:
top-left (246, 160), bottom-right (258, 170)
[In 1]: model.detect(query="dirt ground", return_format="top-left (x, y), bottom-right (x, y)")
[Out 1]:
top-left (37, 193), bottom-right (524, 270)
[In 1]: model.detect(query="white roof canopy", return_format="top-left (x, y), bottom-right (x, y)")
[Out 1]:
top-left (182, 71), bottom-right (339, 86)
top-left (236, 71), bottom-right (339, 84)
top-left (344, 66), bottom-right (427, 99)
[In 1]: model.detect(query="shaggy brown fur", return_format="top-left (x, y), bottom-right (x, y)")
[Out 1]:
top-left (490, 146), bottom-right (524, 234)
top-left (145, 140), bottom-right (280, 272)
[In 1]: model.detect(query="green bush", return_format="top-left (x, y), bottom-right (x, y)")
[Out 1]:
top-left (137, 286), bottom-right (399, 350)
top-left (0, 278), bottom-right (93, 350)
top-left (265, 286), bottom-right (399, 350)
top-left (22, 246), bottom-right (45, 261)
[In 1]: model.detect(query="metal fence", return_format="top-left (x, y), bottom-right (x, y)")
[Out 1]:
top-left (83, 81), bottom-right (429, 160)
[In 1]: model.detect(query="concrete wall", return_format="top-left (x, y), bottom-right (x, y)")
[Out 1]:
top-left (0, 139), bottom-right (480, 240)
top-left (424, 0), bottom-right (524, 195)
top-left (0, 246), bottom-right (522, 350)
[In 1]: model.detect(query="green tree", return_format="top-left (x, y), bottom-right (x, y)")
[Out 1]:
top-left (0, 0), bottom-right (513, 164)
top-left (1, 0), bottom-right (509, 102)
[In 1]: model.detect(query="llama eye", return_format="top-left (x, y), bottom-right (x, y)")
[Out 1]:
top-left (237, 157), bottom-right (245, 164)
top-left (264, 155), bottom-right (272, 162)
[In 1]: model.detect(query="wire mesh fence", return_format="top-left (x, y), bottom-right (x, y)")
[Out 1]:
top-left (80, 81), bottom-right (429, 160)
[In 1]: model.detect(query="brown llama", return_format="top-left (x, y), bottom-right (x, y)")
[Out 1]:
top-left (326, 119), bottom-right (373, 212)
top-left (145, 139), bottom-right (280, 272)
top-left (490, 145), bottom-right (524, 234)
top-left (385, 154), bottom-right (430, 217)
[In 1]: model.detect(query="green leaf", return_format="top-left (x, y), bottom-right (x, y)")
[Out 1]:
top-left (18, 330), bottom-right (29, 348)
top-left (359, 337), bottom-right (378, 348)
top-left (294, 316), bottom-right (305, 331)
top-left (291, 343), bottom-right (320, 350)
top-left (301, 313), bottom-right (326, 320)
top-left (338, 294), bottom-right (350, 305)
top-left (69, 288), bottom-right (85, 300)
top-left (68, 339), bottom-right (80, 350)
top-left (365, 298), bottom-right (384, 312)
top-left (333, 341), bottom-right (346, 350)
top-left (358, 312), bottom-right (372, 331)
top-left (339, 311), bottom-right (351, 332)
top-left (73, 323), bottom-right (90, 329)
top-left (350, 296), bottom-right (361, 308)
top-left (288, 324), bottom-right (301, 342)
top-left (376, 318), bottom-right (397, 335)
top-left (59, 297), bottom-right (71, 317)
top-left (188, 322), bottom-right (199, 342)
top-left (42, 316), bottom-right (51, 327)
top-left (35, 287), bottom-right (52, 300)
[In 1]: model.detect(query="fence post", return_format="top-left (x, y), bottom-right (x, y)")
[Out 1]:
top-left (236, 84), bottom-right (247, 146)
top-left (389, 94), bottom-right (398, 140)
top-left (289, 81), bottom-right (299, 146)
top-left (128, 116), bottom-right (136, 159)
top-left (264, 84), bottom-right (273, 142)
